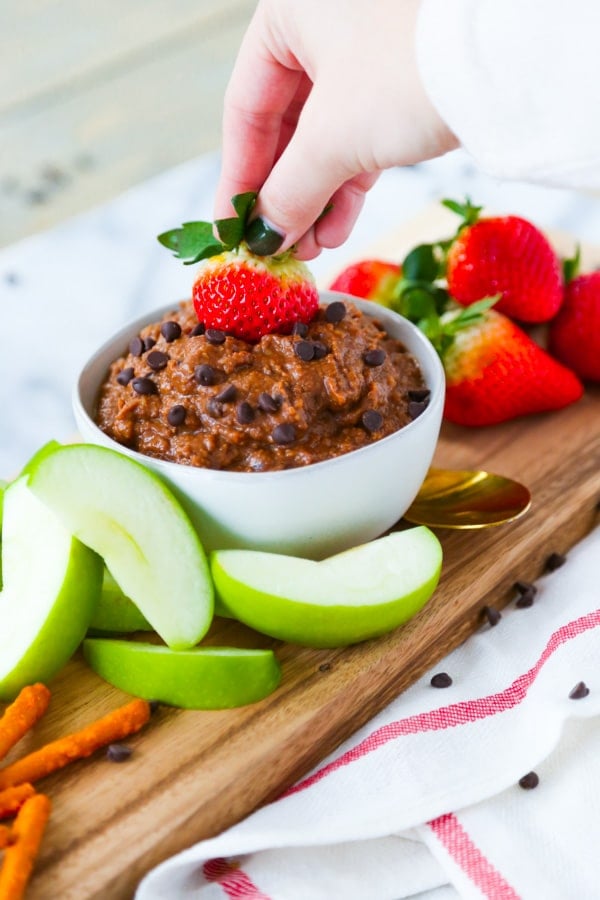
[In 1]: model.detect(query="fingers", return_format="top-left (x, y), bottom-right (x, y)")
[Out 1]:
top-left (315, 172), bottom-right (380, 248)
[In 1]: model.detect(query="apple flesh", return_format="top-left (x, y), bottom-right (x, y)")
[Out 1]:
top-left (211, 527), bottom-right (443, 648)
top-left (83, 639), bottom-right (281, 709)
top-left (89, 568), bottom-right (152, 634)
top-left (26, 443), bottom-right (213, 650)
top-left (0, 477), bottom-right (103, 700)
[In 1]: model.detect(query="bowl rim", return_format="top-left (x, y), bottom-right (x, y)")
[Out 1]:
top-left (73, 291), bottom-right (445, 482)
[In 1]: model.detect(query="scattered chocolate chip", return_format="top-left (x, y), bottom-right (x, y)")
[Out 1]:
top-left (237, 401), bottom-right (255, 424)
top-left (4, 272), bottom-right (19, 286)
top-left (216, 384), bottom-right (237, 403)
top-left (207, 398), bottom-right (224, 418)
top-left (363, 348), bottom-right (386, 367)
top-left (205, 328), bottom-right (226, 345)
top-left (295, 340), bottom-right (315, 361)
top-left (27, 188), bottom-right (47, 205)
top-left (143, 337), bottom-right (156, 352)
top-left (195, 364), bottom-right (217, 386)
top-left (569, 681), bottom-right (590, 700)
top-left (160, 321), bottom-right (181, 342)
top-left (129, 336), bottom-right (144, 357)
top-left (292, 322), bottom-right (309, 337)
top-left (191, 322), bottom-right (206, 336)
top-left (106, 743), bottom-right (132, 763)
top-left (514, 581), bottom-right (537, 608)
top-left (518, 771), bottom-right (539, 790)
top-left (272, 423), bottom-right (296, 444)
top-left (318, 662), bottom-right (332, 673)
top-left (408, 401), bottom-right (428, 419)
top-left (41, 164), bottom-right (67, 185)
top-left (361, 409), bottom-right (383, 433)
top-left (545, 552), bottom-right (566, 572)
top-left (116, 366), bottom-right (135, 386)
top-left (312, 341), bottom-right (328, 360)
top-left (431, 672), bottom-right (452, 688)
top-left (258, 392), bottom-right (282, 413)
top-left (131, 376), bottom-right (158, 396)
top-left (167, 405), bottom-right (187, 427)
top-left (482, 605), bottom-right (502, 627)
top-left (325, 301), bottom-right (347, 323)
top-left (149, 700), bottom-right (161, 715)
top-left (146, 350), bottom-right (169, 371)
top-left (408, 388), bottom-right (431, 403)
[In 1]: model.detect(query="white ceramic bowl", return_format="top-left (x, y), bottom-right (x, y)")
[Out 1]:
top-left (73, 292), bottom-right (444, 559)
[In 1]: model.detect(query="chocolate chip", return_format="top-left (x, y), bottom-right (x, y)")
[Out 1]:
top-left (207, 398), bottom-right (224, 418)
top-left (292, 322), bottom-right (309, 337)
top-left (146, 350), bottom-right (169, 371)
top-left (569, 681), bottom-right (590, 700)
top-left (518, 771), bottom-right (539, 790)
top-left (258, 392), bottom-right (282, 413)
top-left (106, 743), bottom-right (132, 763)
top-left (149, 700), bottom-right (161, 715)
top-left (408, 388), bottom-right (431, 402)
top-left (4, 272), bottom-right (19, 286)
top-left (545, 552), bottom-right (566, 572)
top-left (295, 340), bottom-right (315, 361)
top-left (191, 322), bottom-right (206, 336)
top-left (325, 301), bottom-right (347, 323)
top-left (129, 336), bottom-right (144, 357)
top-left (431, 672), bottom-right (452, 688)
top-left (312, 341), bottom-right (328, 360)
top-left (482, 605), bottom-right (502, 627)
top-left (408, 401), bottom-right (428, 419)
top-left (272, 423), bottom-right (296, 444)
top-left (160, 321), bottom-right (181, 342)
top-left (195, 364), bottom-right (216, 386)
top-left (143, 337), bottom-right (156, 352)
top-left (205, 328), bottom-right (226, 345)
top-left (237, 401), bottom-right (255, 424)
top-left (364, 348), bottom-right (386, 367)
top-left (318, 662), bottom-right (332, 673)
top-left (131, 377), bottom-right (158, 396)
top-left (514, 581), bottom-right (537, 608)
top-left (116, 367), bottom-right (135, 386)
top-left (361, 409), bottom-right (383, 432)
top-left (167, 405), bottom-right (187, 427)
top-left (216, 384), bottom-right (237, 403)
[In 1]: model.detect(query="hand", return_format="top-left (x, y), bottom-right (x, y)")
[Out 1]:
top-left (214, 0), bottom-right (457, 259)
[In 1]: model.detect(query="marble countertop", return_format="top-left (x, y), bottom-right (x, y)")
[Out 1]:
top-left (3, 149), bottom-right (600, 477)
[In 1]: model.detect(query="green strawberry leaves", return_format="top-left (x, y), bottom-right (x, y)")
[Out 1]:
top-left (442, 196), bottom-right (483, 230)
top-left (158, 192), bottom-right (257, 264)
top-left (562, 245), bottom-right (581, 284)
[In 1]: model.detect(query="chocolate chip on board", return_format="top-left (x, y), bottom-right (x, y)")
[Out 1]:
top-left (131, 377), bottom-right (158, 396)
top-left (569, 681), bottom-right (590, 700)
top-left (160, 320), bottom-right (182, 343)
top-left (195, 364), bottom-right (217, 386)
top-left (545, 552), bottom-right (567, 572)
top-left (325, 301), bottom-right (347, 324)
top-left (146, 350), bottom-right (169, 371)
top-left (482, 605), bottom-right (502, 627)
top-left (129, 336), bottom-right (144, 357)
top-left (363, 348), bottom-right (386, 367)
top-left (272, 423), bottom-right (297, 444)
top-left (430, 672), bottom-right (452, 688)
top-left (518, 771), bottom-right (539, 790)
top-left (167, 405), bottom-right (187, 427)
top-left (361, 409), bottom-right (383, 433)
top-left (106, 743), bottom-right (133, 763)
top-left (116, 367), bottom-right (135, 386)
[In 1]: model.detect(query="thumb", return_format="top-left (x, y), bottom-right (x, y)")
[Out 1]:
top-left (245, 86), bottom-right (358, 255)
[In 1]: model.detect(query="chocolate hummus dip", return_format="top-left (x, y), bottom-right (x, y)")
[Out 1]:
top-left (95, 300), bottom-right (429, 472)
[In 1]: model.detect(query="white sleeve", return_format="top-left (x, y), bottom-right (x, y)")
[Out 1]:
top-left (416, 0), bottom-right (600, 190)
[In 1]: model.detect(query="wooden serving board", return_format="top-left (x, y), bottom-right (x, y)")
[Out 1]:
top-left (10, 208), bottom-right (600, 898)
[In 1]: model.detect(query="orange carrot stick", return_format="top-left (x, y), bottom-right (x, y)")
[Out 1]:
top-left (0, 826), bottom-right (11, 850)
top-left (0, 699), bottom-right (150, 789)
top-left (0, 686), bottom-right (50, 763)
top-left (0, 794), bottom-right (51, 900)
top-left (0, 787), bottom-right (36, 821)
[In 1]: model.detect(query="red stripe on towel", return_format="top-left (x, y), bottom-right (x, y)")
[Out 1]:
top-left (203, 858), bottom-right (270, 899)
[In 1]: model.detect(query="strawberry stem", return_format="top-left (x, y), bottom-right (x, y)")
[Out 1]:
top-left (158, 192), bottom-right (258, 264)
top-left (562, 245), bottom-right (581, 284)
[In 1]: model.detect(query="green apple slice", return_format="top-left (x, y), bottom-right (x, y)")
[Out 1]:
top-left (0, 477), bottom-right (103, 700)
top-left (83, 639), bottom-right (281, 709)
top-left (89, 568), bottom-right (153, 634)
top-left (26, 443), bottom-right (213, 650)
top-left (211, 527), bottom-right (443, 648)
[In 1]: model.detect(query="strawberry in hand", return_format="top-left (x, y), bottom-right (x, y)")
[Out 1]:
top-left (329, 259), bottom-right (402, 306)
top-left (548, 251), bottom-right (600, 382)
top-left (158, 193), bottom-right (319, 342)
top-left (443, 199), bottom-right (563, 323)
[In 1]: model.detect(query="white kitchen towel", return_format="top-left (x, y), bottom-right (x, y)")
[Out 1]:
top-left (137, 523), bottom-right (600, 900)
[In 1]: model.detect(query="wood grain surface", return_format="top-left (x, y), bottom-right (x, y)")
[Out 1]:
top-left (5, 211), bottom-right (600, 898)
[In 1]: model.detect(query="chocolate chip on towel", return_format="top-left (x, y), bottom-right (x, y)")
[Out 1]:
top-left (430, 672), bottom-right (452, 688)
top-left (569, 681), bottom-right (590, 700)
top-left (482, 605), bottom-right (502, 627)
top-left (518, 771), bottom-right (539, 790)
top-left (545, 552), bottom-right (566, 572)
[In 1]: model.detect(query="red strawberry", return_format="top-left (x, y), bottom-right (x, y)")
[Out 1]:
top-left (443, 200), bottom-right (563, 323)
top-left (158, 192), bottom-right (318, 342)
top-left (329, 259), bottom-right (402, 305)
top-left (441, 308), bottom-right (583, 426)
top-left (548, 271), bottom-right (600, 381)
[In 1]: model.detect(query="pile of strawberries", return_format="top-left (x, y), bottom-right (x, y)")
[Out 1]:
top-left (330, 199), bottom-right (599, 426)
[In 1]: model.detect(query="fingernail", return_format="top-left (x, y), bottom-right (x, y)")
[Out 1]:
top-left (245, 217), bottom-right (285, 256)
